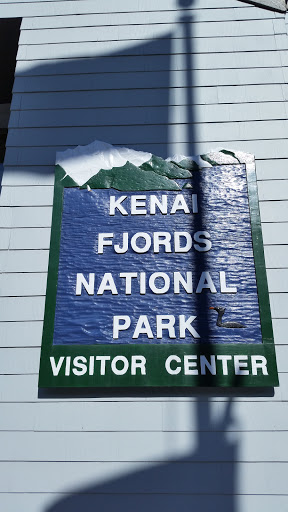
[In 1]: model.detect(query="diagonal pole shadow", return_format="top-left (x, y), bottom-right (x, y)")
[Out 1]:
top-left (39, 3), bottom-right (239, 511)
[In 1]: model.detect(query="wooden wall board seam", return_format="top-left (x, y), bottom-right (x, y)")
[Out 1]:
top-left (7, 107), bottom-right (288, 129)
top-left (0, 1), bottom-right (258, 9)
top-left (3, 431), bottom-right (288, 462)
top-left (12, 68), bottom-right (288, 79)
top-left (6, 122), bottom-right (288, 131)
top-left (17, 21), bottom-right (278, 45)
top-left (20, 17), bottom-right (277, 31)
top-left (5, 139), bottom-right (288, 147)
top-left (4, 143), bottom-right (288, 162)
top-left (9, 86), bottom-right (288, 108)
top-left (19, 17), bottom-right (276, 25)
top-left (1, 369), bottom-right (288, 401)
top-left (16, 36), bottom-right (286, 60)
top-left (19, 8), bottom-right (275, 24)
top-left (15, 56), bottom-right (286, 75)
top-left (10, 82), bottom-right (288, 94)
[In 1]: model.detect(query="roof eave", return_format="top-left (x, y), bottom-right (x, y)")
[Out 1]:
top-left (239, 0), bottom-right (287, 12)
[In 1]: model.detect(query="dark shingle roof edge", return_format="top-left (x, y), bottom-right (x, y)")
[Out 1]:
top-left (239, 0), bottom-right (287, 12)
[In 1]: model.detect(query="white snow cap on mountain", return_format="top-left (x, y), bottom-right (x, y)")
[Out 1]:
top-left (56, 140), bottom-right (152, 186)
top-left (56, 139), bottom-right (254, 186)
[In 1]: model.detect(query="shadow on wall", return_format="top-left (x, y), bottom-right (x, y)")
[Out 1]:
top-left (10, 34), bottom-right (173, 157)
top-left (7, 31), bottom-right (177, 168)
top-left (45, 398), bottom-right (238, 512)
top-left (6, 0), bottom-right (274, 509)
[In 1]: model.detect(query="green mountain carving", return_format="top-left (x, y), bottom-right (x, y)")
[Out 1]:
top-left (220, 149), bottom-right (241, 163)
top-left (140, 155), bottom-right (191, 179)
top-left (56, 148), bottom-right (247, 191)
top-left (81, 161), bottom-right (180, 191)
top-left (176, 158), bottom-right (199, 171)
top-left (200, 154), bottom-right (219, 167)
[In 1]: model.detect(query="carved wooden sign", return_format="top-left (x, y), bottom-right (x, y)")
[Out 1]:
top-left (38, 141), bottom-right (278, 387)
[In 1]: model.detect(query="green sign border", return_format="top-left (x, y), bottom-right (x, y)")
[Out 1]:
top-left (38, 157), bottom-right (279, 388)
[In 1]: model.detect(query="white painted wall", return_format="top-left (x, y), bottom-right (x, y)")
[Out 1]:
top-left (0, 0), bottom-right (288, 510)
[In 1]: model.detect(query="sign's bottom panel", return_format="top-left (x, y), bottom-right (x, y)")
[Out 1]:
top-left (39, 344), bottom-right (279, 388)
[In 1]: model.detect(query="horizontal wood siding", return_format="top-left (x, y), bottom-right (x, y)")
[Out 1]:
top-left (0, 494), bottom-right (287, 512)
top-left (0, 0), bottom-right (288, 511)
top-left (0, 461), bottom-right (287, 493)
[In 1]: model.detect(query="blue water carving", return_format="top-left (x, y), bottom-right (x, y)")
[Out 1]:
top-left (53, 165), bottom-right (262, 345)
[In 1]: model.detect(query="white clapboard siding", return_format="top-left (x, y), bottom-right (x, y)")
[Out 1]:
top-left (6, 121), bottom-right (288, 148)
top-left (0, 460), bottom-right (283, 495)
top-left (0, 230), bottom-right (10, 250)
top-left (0, 372), bottom-right (287, 403)
top-left (0, 1), bottom-right (257, 21)
top-left (267, 269), bottom-right (288, 292)
top-left (0, 186), bottom-right (53, 207)
top-left (262, 223), bottom-right (288, 244)
top-left (6, 120), bottom-right (285, 147)
top-left (0, 0), bottom-right (241, 8)
top-left (269, 293), bottom-right (288, 318)
top-left (0, 321), bottom-right (43, 347)
top-left (0, 460), bottom-right (288, 495)
top-left (0, 345), bottom-right (286, 376)
top-left (0, 227), bottom-right (51, 250)
top-left (0, 347), bottom-right (40, 374)
top-left (264, 245), bottom-right (288, 268)
top-left (272, 319), bottom-right (288, 343)
top-left (15, 51), bottom-right (286, 76)
top-left (195, 140), bottom-right (288, 160)
top-left (2, 494), bottom-right (288, 512)
top-left (0, 208), bottom-right (12, 228)
top-left (20, 8), bottom-right (275, 31)
top-left (0, 250), bottom-right (49, 273)
top-left (258, 180), bottom-right (288, 201)
top-left (260, 201), bottom-right (288, 222)
top-left (0, 430), bottom-right (194, 462)
top-left (18, 20), bottom-right (276, 45)
top-left (0, 297), bottom-right (45, 323)
top-left (256, 159), bottom-right (288, 180)
top-left (17, 35), bottom-right (282, 61)
top-left (162, 401), bottom-right (288, 431)
top-left (10, 85), bottom-right (287, 112)
top-left (0, 207), bottom-right (52, 228)
top-left (217, 84), bottom-right (288, 103)
top-left (0, 273), bottom-right (47, 297)
top-left (1, 430), bottom-right (288, 462)
top-left (1, 166), bottom-right (55, 186)
top-left (0, 402), bottom-right (164, 432)
top-left (12, 69), bottom-right (286, 93)
top-left (4, 140), bottom-right (288, 165)
top-left (9, 103), bottom-right (288, 128)
top-left (0, 401), bottom-right (288, 432)
top-left (0, 461), bottom-right (154, 492)
top-left (10, 89), bottom-right (220, 111)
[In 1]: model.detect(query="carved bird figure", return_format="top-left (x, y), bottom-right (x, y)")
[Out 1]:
top-left (209, 306), bottom-right (246, 328)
